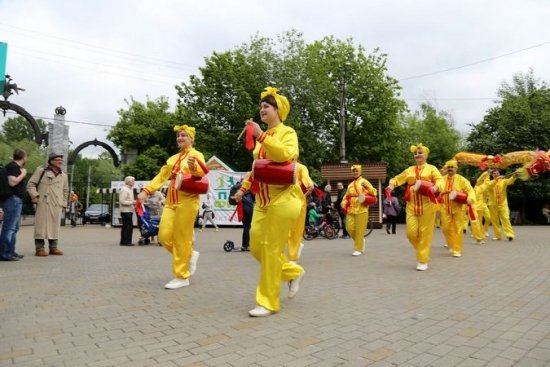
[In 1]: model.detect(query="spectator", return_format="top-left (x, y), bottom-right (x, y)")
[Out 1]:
top-left (334, 182), bottom-right (349, 238)
top-left (0, 148), bottom-right (28, 261)
top-left (119, 176), bottom-right (135, 246)
top-left (27, 152), bottom-right (69, 257)
top-left (383, 195), bottom-right (400, 235)
top-left (67, 191), bottom-right (80, 227)
top-left (200, 192), bottom-right (218, 232)
top-left (542, 203), bottom-right (550, 224)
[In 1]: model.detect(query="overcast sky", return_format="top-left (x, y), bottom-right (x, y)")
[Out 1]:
top-left (1, 0), bottom-right (549, 157)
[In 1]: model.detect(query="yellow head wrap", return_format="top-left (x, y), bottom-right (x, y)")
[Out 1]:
top-left (351, 164), bottom-right (362, 173)
top-left (445, 159), bottom-right (458, 168)
top-left (410, 143), bottom-right (430, 157)
top-left (173, 124), bottom-right (196, 141)
top-left (260, 87), bottom-right (290, 122)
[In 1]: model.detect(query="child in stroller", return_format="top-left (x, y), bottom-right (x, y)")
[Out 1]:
top-left (135, 191), bottom-right (165, 245)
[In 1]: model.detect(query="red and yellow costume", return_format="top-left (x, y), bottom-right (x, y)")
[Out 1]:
top-left (341, 165), bottom-right (377, 254)
top-left (487, 173), bottom-right (517, 240)
top-left (143, 125), bottom-right (207, 280)
top-left (389, 144), bottom-right (444, 265)
top-left (287, 163), bottom-right (313, 262)
top-left (240, 88), bottom-right (303, 313)
top-left (439, 160), bottom-right (475, 256)
top-left (470, 171), bottom-right (491, 242)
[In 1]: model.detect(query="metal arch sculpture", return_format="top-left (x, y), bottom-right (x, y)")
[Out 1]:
top-left (1, 75), bottom-right (46, 145)
top-left (69, 139), bottom-right (120, 167)
top-left (0, 100), bottom-right (46, 145)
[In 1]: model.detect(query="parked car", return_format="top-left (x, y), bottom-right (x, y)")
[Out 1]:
top-left (83, 204), bottom-right (111, 224)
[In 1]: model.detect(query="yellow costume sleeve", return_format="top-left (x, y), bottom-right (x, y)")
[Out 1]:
top-left (254, 124), bottom-right (299, 162)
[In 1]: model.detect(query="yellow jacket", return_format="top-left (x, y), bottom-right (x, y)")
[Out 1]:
top-left (243, 123), bottom-right (299, 208)
top-left (389, 163), bottom-right (444, 216)
top-left (145, 147), bottom-right (206, 205)
top-left (440, 174), bottom-right (475, 215)
top-left (342, 177), bottom-right (377, 215)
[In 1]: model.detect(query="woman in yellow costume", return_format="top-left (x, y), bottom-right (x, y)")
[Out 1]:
top-left (470, 171), bottom-right (491, 244)
top-left (234, 87), bottom-right (305, 317)
top-left (287, 163), bottom-right (313, 263)
top-left (137, 125), bottom-right (206, 289)
top-left (487, 169), bottom-right (517, 241)
top-left (341, 165), bottom-right (377, 256)
top-left (387, 144), bottom-right (444, 271)
top-left (439, 160), bottom-right (475, 257)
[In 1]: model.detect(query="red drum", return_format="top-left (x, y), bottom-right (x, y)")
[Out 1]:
top-left (358, 193), bottom-right (377, 206)
top-left (413, 180), bottom-right (437, 204)
top-left (175, 173), bottom-right (209, 194)
top-left (450, 190), bottom-right (477, 222)
top-left (449, 190), bottom-right (468, 204)
top-left (252, 159), bottom-right (297, 185)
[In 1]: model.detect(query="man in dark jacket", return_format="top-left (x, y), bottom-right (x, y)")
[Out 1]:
top-left (334, 182), bottom-right (349, 238)
top-left (0, 148), bottom-right (28, 261)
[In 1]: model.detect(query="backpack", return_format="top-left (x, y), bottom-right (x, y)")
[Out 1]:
top-left (0, 164), bottom-right (13, 200)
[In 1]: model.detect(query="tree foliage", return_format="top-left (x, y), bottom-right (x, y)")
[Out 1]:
top-left (175, 31), bottom-right (407, 179)
top-left (1, 116), bottom-right (47, 143)
top-left (107, 96), bottom-right (179, 179)
top-left (465, 70), bottom-right (550, 222)
top-left (400, 103), bottom-right (462, 171)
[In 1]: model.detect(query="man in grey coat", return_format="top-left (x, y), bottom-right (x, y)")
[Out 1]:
top-left (27, 152), bottom-right (69, 256)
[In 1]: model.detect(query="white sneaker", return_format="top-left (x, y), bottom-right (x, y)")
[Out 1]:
top-left (352, 251), bottom-right (362, 256)
top-left (288, 270), bottom-right (305, 299)
top-left (164, 278), bottom-right (189, 289)
top-left (443, 243), bottom-right (448, 248)
top-left (248, 305), bottom-right (273, 317)
top-left (416, 263), bottom-right (428, 271)
top-left (190, 251), bottom-right (200, 275)
top-left (452, 251), bottom-right (462, 257)
top-left (297, 243), bottom-right (304, 259)
top-left (215, 228), bottom-right (219, 232)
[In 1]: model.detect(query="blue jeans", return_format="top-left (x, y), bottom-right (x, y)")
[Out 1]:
top-left (0, 195), bottom-right (23, 259)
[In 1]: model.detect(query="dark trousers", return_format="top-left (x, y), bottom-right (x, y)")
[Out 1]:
top-left (386, 215), bottom-right (397, 234)
top-left (241, 212), bottom-right (252, 249)
top-left (340, 213), bottom-right (349, 236)
top-left (120, 212), bottom-right (133, 245)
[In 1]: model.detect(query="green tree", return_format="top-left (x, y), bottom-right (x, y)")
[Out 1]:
top-left (1, 116), bottom-right (47, 143)
top-left (466, 70), bottom-right (550, 223)
top-left (175, 31), bottom-right (407, 178)
top-left (400, 103), bottom-right (462, 171)
top-left (467, 70), bottom-right (550, 153)
top-left (107, 97), bottom-right (179, 179)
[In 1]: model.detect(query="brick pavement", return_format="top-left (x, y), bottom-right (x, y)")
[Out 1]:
top-left (0, 224), bottom-right (549, 366)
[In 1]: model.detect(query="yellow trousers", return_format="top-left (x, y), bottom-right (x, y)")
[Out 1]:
top-left (346, 211), bottom-right (368, 252)
top-left (471, 208), bottom-right (486, 241)
top-left (441, 210), bottom-right (466, 253)
top-left (158, 198), bottom-right (199, 279)
top-left (488, 205), bottom-right (502, 239)
top-left (250, 187), bottom-right (303, 312)
top-left (494, 205), bottom-right (514, 239)
top-left (287, 200), bottom-right (307, 261)
top-left (481, 206), bottom-right (491, 232)
top-left (406, 211), bottom-right (437, 264)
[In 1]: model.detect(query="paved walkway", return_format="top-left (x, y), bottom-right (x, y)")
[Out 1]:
top-left (0, 224), bottom-right (549, 366)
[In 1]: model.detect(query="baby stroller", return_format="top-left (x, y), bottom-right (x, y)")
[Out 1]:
top-left (135, 199), bottom-right (162, 246)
